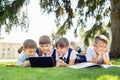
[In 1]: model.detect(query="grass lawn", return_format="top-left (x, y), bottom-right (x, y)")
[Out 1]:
top-left (0, 59), bottom-right (120, 80)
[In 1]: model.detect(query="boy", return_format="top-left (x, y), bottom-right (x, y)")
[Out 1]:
top-left (85, 35), bottom-right (111, 64)
top-left (16, 39), bottom-right (38, 67)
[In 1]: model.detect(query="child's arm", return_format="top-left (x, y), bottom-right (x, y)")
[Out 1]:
top-left (23, 61), bottom-right (30, 67)
top-left (102, 54), bottom-right (111, 64)
top-left (92, 54), bottom-right (102, 63)
top-left (102, 50), bottom-right (111, 65)
top-left (67, 60), bottom-right (75, 66)
top-left (97, 48), bottom-right (111, 65)
top-left (86, 47), bottom-right (102, 63)
top-left (92, 47), bottom-right (103, 63)
top-left (56, 59), bottom-right (75, 67)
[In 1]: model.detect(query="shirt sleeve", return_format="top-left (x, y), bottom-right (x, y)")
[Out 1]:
top-left (16, 53), bottom-right (26, 66)
top-left (55, 52), bottom-right (59, 60)
top-left (85, 47), bottom-right (94, 62)
top-left (70, 50), bottom-right (77, 60)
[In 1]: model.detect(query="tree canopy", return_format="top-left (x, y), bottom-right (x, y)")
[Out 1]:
top-left (39, 0), bottom-right (111, 46)
top-left (0, 0), bottom-right (111, 46)
top-left (0, 0), bottom-right (29, 33)
top-left (1, 0), bottom-right (120, 58)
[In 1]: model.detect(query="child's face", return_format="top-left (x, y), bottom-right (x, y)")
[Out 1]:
top-left (24, 48), bottom-right (36, 57)
top-left (94, 40), bottom-right (107, 53)
top-left (56, 46), bottom-right (69, 56)
top-left (40, 44), bottom-right (51, 54)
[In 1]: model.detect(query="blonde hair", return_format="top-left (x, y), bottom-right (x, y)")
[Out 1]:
top-left (95, 35), bottom-right (108, 44)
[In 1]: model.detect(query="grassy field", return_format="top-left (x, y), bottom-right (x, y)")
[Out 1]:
top-left (0, 59), bottom-right (120, 80)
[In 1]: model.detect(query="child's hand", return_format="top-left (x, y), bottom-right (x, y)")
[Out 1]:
top-left (45, 49), bottom-right (51, 56)
top-left (23, 61), bottom-right (30, 67)
top-left (94, 47), bottom-right (102, 55)
top-left (57, 59), bottom-right (67, 67)
top-left (95, 46), bottom-right (108, 55)
top-left (56, 60), bottom-right (61, 67)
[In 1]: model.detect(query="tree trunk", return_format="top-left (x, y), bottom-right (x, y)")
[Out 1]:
top-left (110, 0), bottom-right (120, 58)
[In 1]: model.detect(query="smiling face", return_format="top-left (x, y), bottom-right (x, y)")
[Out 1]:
top-left (94, 35), bottom-right (108, 54)
top-left (55, 37), bottom-right (69, 56)
top-left (39, 35), bottom-right (52, 55)
top-left (24, 48), bottom-right (36, 57)
top-left (94, 40), bottom-right (107, 54)
top-left (39, 43), bottom-right (52, 54)
top-left (56, 45), bottom-right (69, 56)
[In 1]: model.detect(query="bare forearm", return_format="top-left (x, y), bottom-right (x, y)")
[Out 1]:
top-left (102, 55), bottom-right (110, 64)
top-left (92, 55), bottom-right (101, 63)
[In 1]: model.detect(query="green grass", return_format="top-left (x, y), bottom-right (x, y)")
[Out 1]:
top-left (0, 59), bottom-right (120, 80)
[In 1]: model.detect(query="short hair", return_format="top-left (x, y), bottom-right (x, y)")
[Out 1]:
top-left (95, 35), bottom-right (108, 44)
top-left (23, 39), bottom-right (37, 49)
top-left (55, 37), bottom-right (69, 48)
top-left (39, 35), bottom-right (51, 44)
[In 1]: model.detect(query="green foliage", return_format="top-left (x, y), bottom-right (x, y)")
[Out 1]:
top-left (40, 0), bottom-right (74, 38)
top-left (0, 0), bottom-right (29, 33)
top-left (82, 22), bottom-right (110, 46)
top-left (39, 0), bottom-right (111, 47)
top-left (76, 0), bottom-right (110, 46)
top-left (0, 0), bottom-right (111, 47)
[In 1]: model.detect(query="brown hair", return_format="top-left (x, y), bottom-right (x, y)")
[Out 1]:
top-left (23, 39), bottom-right (37, 49)
top-left (95, 35), bottom-right (108, 44)
top-left (39, 35), bottom-right (51, 44)
top-left (55, 37), bottom-right (69, 48)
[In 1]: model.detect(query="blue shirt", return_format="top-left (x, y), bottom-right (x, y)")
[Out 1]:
top-left (16, 51), bottom-right (38, 66)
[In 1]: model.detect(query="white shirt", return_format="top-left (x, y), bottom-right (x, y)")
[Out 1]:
top-left (60, 49), bottom-right (77, 60)
top-left (85, 46), bottom-right (110, 64)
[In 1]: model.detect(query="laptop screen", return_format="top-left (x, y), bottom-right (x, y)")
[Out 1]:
top-left (28, 57), bottom-right (55, 67)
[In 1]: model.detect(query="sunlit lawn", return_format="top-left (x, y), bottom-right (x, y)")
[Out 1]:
top-left (0, 59), bottom-right (120, 80)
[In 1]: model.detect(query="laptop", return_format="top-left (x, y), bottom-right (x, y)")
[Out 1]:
top-left (28, 56), bottom-right (55, 67)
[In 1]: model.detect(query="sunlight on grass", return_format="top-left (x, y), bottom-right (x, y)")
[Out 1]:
top-left (111, 58), bottom-right (120, 65)
top-left (97, 75), bottom-right (119, 80)
top-left (0, 59), bottom-right (120, 80)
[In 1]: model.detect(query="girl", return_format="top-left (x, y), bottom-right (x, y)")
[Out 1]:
top-left (38, 35), bottom-right (59, 66)
top-left (55, 37), bottom-right (77, 67)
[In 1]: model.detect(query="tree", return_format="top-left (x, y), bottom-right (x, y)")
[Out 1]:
top-left (1, 0), bottom-right (120, 58)
top-left (0, 0), bottom-right (29, 34)
top-left (110, 0), bottom-right (120, 58)
top-left (39, 0), bottom-right (110, 43)
top-left (39, 0), bottom-right (120, 58)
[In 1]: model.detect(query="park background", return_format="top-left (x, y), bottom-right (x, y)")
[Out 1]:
top-left (0, 0), bottom-right (120, 80)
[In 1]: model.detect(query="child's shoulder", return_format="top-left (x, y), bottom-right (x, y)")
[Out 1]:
top-left (18, 51), bottom-right (27, 57)
top-left (87, 46), bottom-right (94, 50)
top-left (86, 46), bottom-right (95, 53)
